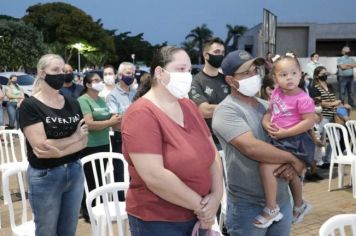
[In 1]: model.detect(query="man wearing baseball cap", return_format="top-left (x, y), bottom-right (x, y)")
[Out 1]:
top-left (212, 50), bottom-right (304, 235)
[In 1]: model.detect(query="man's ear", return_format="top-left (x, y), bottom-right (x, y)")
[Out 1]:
top-left (225, 75), bottom-right (238, 89)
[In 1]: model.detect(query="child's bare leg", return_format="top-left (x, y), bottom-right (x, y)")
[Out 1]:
top-left (260, 163), bottom-right (280, 209)
top-left (254, 163), bottom-right (284, 227)
top-left (289, 175), bottom-right (303, 211)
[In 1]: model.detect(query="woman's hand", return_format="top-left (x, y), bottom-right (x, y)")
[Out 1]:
top-left (110, 114), bottom-right (122, 126)
top-left (194, 193), bottom-right (220, 229)
top-left (74, 119), bottom-right (88, 141)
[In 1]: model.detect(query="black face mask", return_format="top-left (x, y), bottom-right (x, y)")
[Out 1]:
top-left (64, 73), bottom-right (74, 83)
top-left (207, 53), bottom-right (224, 68)
top-left (319, 75), bottom-right (328, 81)
top-left (344, 52), bottom-right (350, 56)
top-left (44, 74), bottom-right (66, 90)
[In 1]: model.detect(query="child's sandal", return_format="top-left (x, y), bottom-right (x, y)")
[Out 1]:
top-left (293, 201), bottom-right (312, 224)
top-left (253, 205), bottom-right (283, 228)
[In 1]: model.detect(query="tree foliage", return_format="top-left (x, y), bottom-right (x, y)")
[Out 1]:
top-left (185, 24), bottom-right (213, 64)
top-left (0, 19), bottom-right (46, 71)
top-left (22, 2), bottom-right (116, 69)
top-left (114, 32), bottom-right (166, 67)
top-left (181, 40), bottom-right (199, 64)
top-left (225, 24), bottom-right (247, 53)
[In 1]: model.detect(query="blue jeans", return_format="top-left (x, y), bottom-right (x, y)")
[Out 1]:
top-left (225, 197), bottom-right (292, 236)
top-left (128, 215), bottom-right (207, 236)
top-left (338, 76), bottom-right (354, 106)
top-left (0, 105), bottom-right (3, 126)
top-left (27, 160), bottom-right (84, 236)
top-left (7, 101), bottom-right (18, 128)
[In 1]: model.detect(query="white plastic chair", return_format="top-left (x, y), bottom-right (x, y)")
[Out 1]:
top-left (81, 152), bottom-right (129, 236)
top-left (346, 120), bottom-right (356, 155)
top-left (0, 129), bottom-right (27, 227)
top-left (86, 182), bottom-right (129, 236)
top-left (319, 214), bottom-right (356, 236)
top-left (218, 150), bottom-right (227, 232)
top-left (324, 123), bottom-right (356, 198)
top-left (2, 162), bottom-right (35, 236)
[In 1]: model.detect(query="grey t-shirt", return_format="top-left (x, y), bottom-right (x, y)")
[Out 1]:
top-left (212, 95), bottom-right (290, 205)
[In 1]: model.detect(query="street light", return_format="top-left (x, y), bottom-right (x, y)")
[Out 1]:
top-left (72, 43), bottom-right (84, 72)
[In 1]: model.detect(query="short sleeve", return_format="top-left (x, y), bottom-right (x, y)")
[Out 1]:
top-left (106, 92), bottom-right (118, 114)
top-left (212, 103), bottom-right (250, 143)
top-left (189, 77), bottom-right (208, 106)
top-left (122, 108), bottom-right (162, 154)
top-left (309, 86), bottom-right (321, 99)
top-left (337, 57), bottom-right (342, 66)
top-left (78, 96), bottom-right (92, 115)
top-left (297, 95), bottom-right (315, 114)
top-left (18, 98), bottom-right (41, 130)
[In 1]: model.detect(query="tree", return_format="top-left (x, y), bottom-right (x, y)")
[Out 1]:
top-left (114, 32), bottom-right (166, 67)
top-left (22, 2), bottom-right (116, 69)
top-left (0, 19), bottom-right (46, 71)
top-left (181, 40), bottom-right (199, 64)
top-left (185, 24), bottom-right (213, 64)
top-left (225, 24), bottom-right (247, 53)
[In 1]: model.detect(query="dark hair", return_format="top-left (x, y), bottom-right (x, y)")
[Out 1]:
top-left (133, 73), bottom-right (151, 102)
top-left (310, 52), bottom-right (318, 58)
top-left (8, 74), bottom-right (20, 89)
top-left (135, 46), bottom-right (185, 99)
top-left (260, 74), bottom-right (274, 100)
top-left (271, 55), bottom-right (301, 76)
top-left (313, 66), bottom-right (327, 81)
top-left (80, 72), bottom-right (99, 95)
top-left (103, 65), bottom-right (115, 73)
top-left (203, 37), bottom-right (225, 52)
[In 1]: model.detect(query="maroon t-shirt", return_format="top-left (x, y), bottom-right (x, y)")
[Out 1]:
top-left (121, 97), bottom-right (215, 221)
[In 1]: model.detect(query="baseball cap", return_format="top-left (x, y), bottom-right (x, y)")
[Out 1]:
top-left (221, 50), bottom-right (265, 76)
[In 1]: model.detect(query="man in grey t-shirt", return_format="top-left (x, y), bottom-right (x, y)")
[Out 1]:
top-left (212, 50), bottom-right (304, 236)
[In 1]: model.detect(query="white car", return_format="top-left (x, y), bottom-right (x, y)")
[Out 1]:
top-left (0, 72), bottom-right (34, 102)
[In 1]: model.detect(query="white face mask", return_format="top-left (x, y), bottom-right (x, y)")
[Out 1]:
top-left (91, 81), bottom-right (104, 92)
top-left (162, 69), bottom-right (192, 99)
top-left (237, 74), bottom-right (261, 97)
top-left (103, 75), bottom-right (115, 85)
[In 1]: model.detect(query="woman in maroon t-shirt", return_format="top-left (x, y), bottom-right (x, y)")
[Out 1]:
top-left (122, 46), bottom-right (223, 236)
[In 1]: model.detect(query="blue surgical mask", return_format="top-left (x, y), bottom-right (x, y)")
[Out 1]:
top-left (121, 75), bottom-right (135, 86)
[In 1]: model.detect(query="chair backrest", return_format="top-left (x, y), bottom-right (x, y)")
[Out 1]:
top-left (218, 150), bottom-right (227, 181)
top-left (2, 162), bottom-right (33, 233)
top-left (324, 123), bottom-right (353, 159)
top-left (86, 182), bottom-right (129, 236)
top-left (80, 152), bottom-right (129, 196)
top-left (319, 214), bottom-right (356, 236)
top-left (346, 120), bottom-right (356, 154)
top-left (0, 129), bottom-right (27, 165)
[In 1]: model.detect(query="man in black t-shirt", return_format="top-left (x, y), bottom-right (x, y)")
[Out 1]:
top-left (189, 37), bottom-right (229, 149)
top-left (60, 64), bottom-right (84, 99)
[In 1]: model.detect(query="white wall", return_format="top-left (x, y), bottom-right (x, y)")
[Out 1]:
top-left (299, 57), bottom-right (356, 77)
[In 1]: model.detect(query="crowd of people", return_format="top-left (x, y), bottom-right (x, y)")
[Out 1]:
top-left (13, 40), bottom-right (356, 236)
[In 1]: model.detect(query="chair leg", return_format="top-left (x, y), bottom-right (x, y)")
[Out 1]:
top-left (352, 164), bottom-right (356, 198)
top-left (338, 164), bottom-right (345, 189)
top-left (219, 213), bottom-right (224, 232)
top-left (328, 163), bottom-right (334, 192)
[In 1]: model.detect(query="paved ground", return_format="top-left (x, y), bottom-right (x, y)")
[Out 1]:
top-left (0, 166), bottom-right (355, 236)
